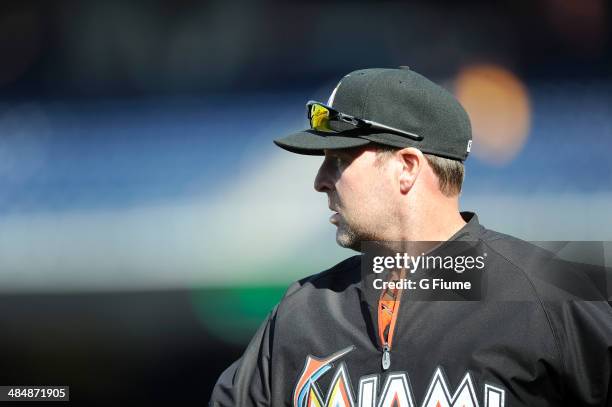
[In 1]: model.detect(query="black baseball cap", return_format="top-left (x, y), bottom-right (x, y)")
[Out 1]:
top-left (273, 67), bottom-right (473, 161)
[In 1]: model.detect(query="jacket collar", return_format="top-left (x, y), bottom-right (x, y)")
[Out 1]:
top-left (355, 211), bottom-right (486, 348)
top-left (449, 211), bottom-right (485, 242)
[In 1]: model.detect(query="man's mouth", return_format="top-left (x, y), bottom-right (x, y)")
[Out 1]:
top-left (328, 197), bottom-right (341, 225)
top-left (329, 209), bottom-right (340, 225)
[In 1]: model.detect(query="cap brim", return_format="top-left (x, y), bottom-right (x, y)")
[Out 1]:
top-left (273, 129), bottom-right (372, 156)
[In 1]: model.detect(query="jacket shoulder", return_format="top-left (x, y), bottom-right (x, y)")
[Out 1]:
top-left (282, 255), bottom-right (361, 299)
top-left (479, 227), bottom-right (606, 300)
top-left (479, 228), bottom-right (555, 268)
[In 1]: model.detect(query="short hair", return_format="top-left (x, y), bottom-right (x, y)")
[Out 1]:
top-left (375, 146), bottom-right (464, 196)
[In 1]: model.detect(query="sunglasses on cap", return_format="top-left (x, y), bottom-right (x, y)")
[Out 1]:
top-left (306, 101), bottom-right (423, 141)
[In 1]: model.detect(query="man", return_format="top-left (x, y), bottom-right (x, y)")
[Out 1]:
top-left (209, 68), bottom-right (612, 406)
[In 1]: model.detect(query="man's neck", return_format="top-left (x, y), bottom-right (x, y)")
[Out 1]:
top-left (396, 205), bottom-right (466, 242)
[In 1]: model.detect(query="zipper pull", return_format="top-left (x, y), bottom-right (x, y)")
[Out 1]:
top-left (382, 344), bottom-right (391, 370)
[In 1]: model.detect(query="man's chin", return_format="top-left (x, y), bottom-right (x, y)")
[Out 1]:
top-left (335, 229), bottom-right (362, 252)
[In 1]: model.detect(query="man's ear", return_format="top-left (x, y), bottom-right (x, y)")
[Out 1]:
top-left (397, 147), bottom-right (423, 194)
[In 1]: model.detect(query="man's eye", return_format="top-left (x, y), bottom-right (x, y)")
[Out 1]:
top-left (324, 153), bottom-right (350, 169)
top-left (333, 156), bottom-right (350, 168)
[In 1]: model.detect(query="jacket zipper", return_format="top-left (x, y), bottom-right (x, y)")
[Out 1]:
top-left (382, 344), bottom-right (391, 370)
top-left (378, 269), bottom-right (405, 371)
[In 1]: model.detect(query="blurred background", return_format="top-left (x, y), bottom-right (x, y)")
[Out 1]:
top-left (0, 0), bottom-right (611, 404)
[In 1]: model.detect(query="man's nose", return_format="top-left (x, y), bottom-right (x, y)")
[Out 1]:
top-left (314, 158), bottom-right (334, 193)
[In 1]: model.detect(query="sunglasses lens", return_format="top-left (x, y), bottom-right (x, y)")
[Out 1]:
top-left (307, 102), bottom-right (359, 133)
top-left (309, 104), bottom-right (335, 132)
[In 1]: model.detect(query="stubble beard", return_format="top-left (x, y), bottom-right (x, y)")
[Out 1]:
top-left (336, 224), bottom-right (360, 251)
top-left (335, 216), bottom-right (380, 252)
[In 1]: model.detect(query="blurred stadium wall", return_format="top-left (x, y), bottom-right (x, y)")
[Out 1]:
top-left (0, 0), bottom-right (610, 403)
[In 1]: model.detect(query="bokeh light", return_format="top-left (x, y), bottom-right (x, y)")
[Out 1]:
top-left (455, 64), bottom-right (531, 166)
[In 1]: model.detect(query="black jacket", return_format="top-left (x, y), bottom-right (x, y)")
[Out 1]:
top-left (210, 213), bottom-right (612, 406)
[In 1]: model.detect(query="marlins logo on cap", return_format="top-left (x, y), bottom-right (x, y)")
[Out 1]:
top-left (327, 75), bottom-right (349, 107)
